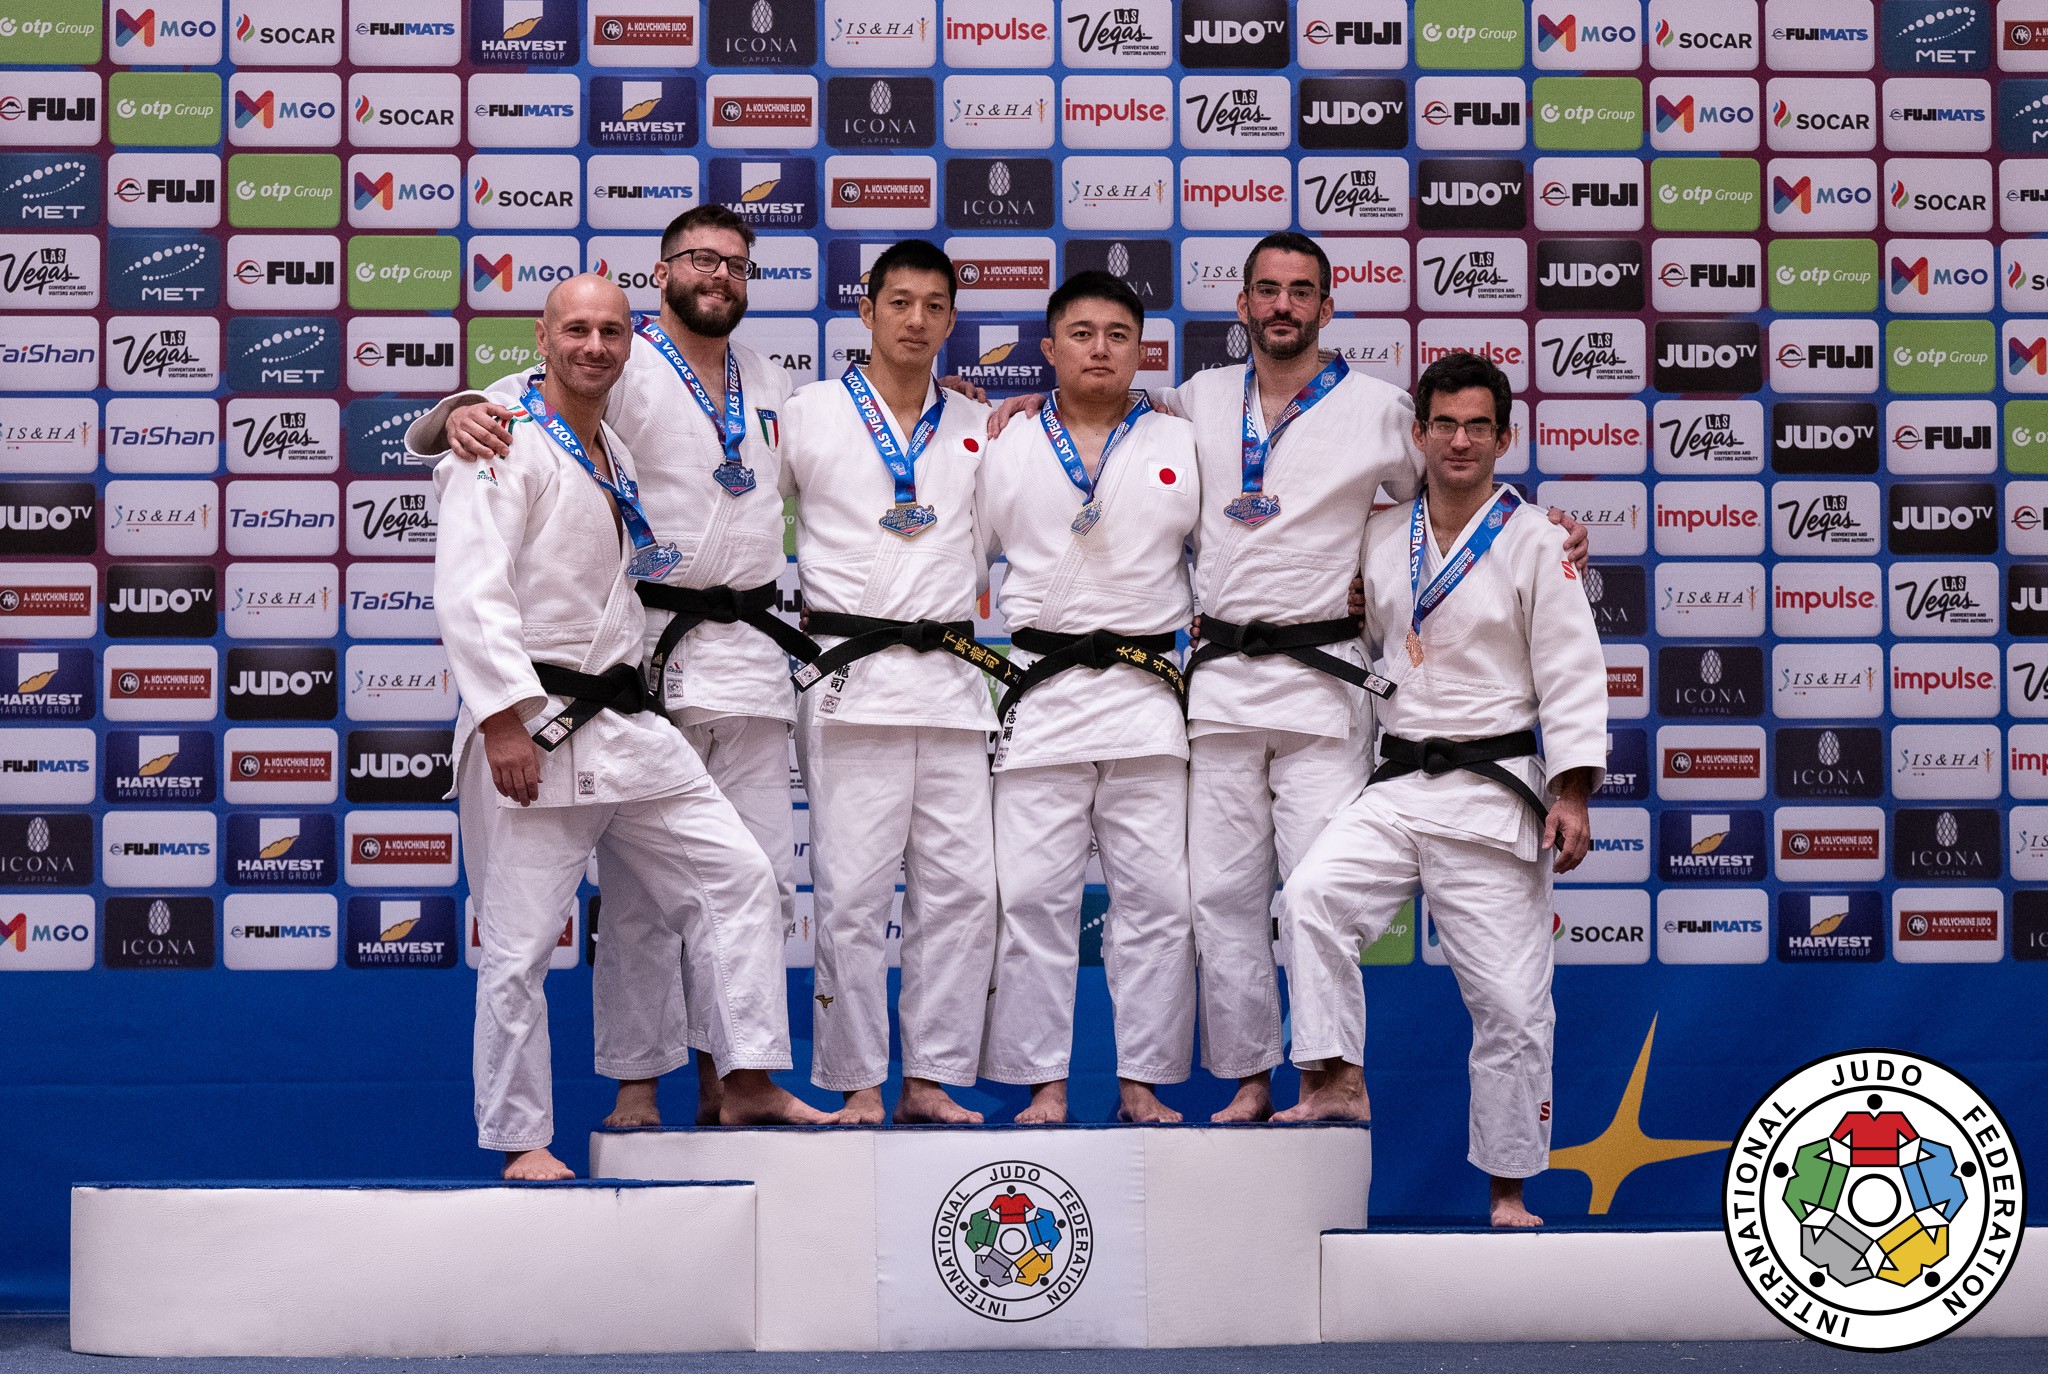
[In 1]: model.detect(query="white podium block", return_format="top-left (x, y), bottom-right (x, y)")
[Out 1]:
top-left (591, 1122), bottom-right (1369, 1352)
top-left (69, 1181), bottom-right (756, 1357)
top-left (1322, 1226), bottom-right (2048, 1342)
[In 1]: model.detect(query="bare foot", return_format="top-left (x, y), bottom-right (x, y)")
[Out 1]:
top-left (1490, 1176), bottom-right (1542, 1228)
top-left (1210, 1073), bottom-right (1274, 1123)
top-left (718, 1069), bottom-right (836, 1125)
top-left (1273, 1061), bottom-right (1370, 1122)
top-left (837, 1086), bottom-right (886, 1125)
top-left (695, 1053), bottom-right (723, 1126)
top-left (895, 1076), bottom-right (984, 1124)
top-left (1117, 1079), bottom-right (1182, 1123)
top-left (603, 1078), bottom-right (661, 1129)
top-left (1015, 1080), bottom-right (1067, 1124)
top-left (502, 1147), bottom-right (573, 1181)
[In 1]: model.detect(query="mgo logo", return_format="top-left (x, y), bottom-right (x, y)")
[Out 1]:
top-left (468, 233), bottom-right (581, 309)
top-left (347, 155), bottom-right (460, 230)
top-left (1531, 0), bottom-right (1643, 69)
top-left (1651, 78), bottom-right (1761, 151)
top-left (2006, 320), bottom-right (2048, 393)
top-left (112, 5), bottom-right (221, 62)
top-left (227, 73), bottom-right (341, 148)
top-left (1887, 237), bottom-right (1994, 312)
top-left (1767, 157), bottom-right (1879, 229)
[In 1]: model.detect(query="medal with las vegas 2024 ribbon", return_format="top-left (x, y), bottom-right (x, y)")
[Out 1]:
top-left (522, 379), bottom-right (681, 581)
top-left (844, 363), bottom-right (945, 539)
top-left (637, 315), bottom-right (756, 498)
top-left (1040, 390), bottom-right (1151, 536)
top-left (1228, 353), bottom-right (1347, 528)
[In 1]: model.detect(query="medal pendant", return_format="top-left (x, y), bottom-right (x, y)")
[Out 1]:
top-left (879, 502), bottom-right (938, 539)
top-left (1224, 493), bottom-right (1281, 528)
top-left (712, 461), bottom-right (757, 497)
top-left (1405, 630), bottom-right (1425, 667)
top-left (628, 541), bottom-right (684, 580)
top-left (1070, 501), bottom-right (1102, 536)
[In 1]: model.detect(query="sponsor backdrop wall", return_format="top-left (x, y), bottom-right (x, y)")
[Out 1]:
top-left (3, 0), bottom-right (2047, 1310)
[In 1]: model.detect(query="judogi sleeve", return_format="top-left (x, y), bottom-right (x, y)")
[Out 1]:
top-left (1377, 390), bottom-right (1425, 505)
top-left (432, 451), bottom-right (548, 725)
top-left (1144, 384), bottom-right (1186, 419)
top-left (1524, 524), bottom-right (1609, 792)
top-left (405, 370), bottom-right (631, 458)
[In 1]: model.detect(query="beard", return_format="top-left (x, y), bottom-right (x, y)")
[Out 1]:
top-left (1251, 312), bottom-right (1318, 362)
top-left (664, 277), bottom-right (746, 338)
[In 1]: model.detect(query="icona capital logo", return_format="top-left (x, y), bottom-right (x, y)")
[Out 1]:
top-left (1723, 1049), bottom-right (2024, 1351)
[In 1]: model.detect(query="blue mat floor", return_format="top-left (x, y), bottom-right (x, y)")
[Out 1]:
top-left (9, 1320), bottom-right (2046, 1372)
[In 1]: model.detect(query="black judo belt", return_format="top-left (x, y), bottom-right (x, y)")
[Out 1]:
top-left (1370, 730), bottom-right (1547, 821)
top-left (793, 611), bottom-right (1022, 693)
top-left (998, 626), bottom-right (1184, 722)
top-left (635, 579), bottom-right (823, 686)
top-left (1187, 614), bottom-right (1395, 700)
top-left (531, 662), bottom-right (653, 751)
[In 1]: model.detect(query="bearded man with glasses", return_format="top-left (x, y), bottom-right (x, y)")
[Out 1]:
top-left (407, 205), bottom-right (829, 1129)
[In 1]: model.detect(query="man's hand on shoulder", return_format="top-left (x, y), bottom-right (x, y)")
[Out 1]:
top-left (985, 391), bottom-right (1043, 439)
top-left (448, 402), bottom-right (519, 463)
top-left (1546, 506), bottom-right (1590, 573)
top-left (938, 375), bottom-right (988, 404)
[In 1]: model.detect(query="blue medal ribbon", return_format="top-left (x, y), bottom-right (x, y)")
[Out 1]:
top-left (1407, 484), bottom-right (1522, 644)
top-left (842, 364), bottom-right (946, 538)
top-left (1039, 390), bottom-right (1151, 536)
top-left (1227, 353), bottom-right (1349, 527)
top-left (520, 379), bottom-right (680, 580)
top-left (636, 315), bottom-right (755, 497)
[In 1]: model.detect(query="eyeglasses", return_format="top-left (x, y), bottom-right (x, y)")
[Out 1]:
top-left (1425, 418), bottom-right (1499, 442)
top-left (1247, 281), bottom-right (1323, 304)
top-left (663, 247), bottom-right (752, 281)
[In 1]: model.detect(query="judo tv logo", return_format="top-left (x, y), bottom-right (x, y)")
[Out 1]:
top-left (1723, 1050), bottom-right (2025, 1352)
top-left (933, 1161), bottom-right (1091, 1320)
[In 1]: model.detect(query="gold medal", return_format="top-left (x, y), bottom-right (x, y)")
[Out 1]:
top-left (1405, 629), bottom-right (1425, 666)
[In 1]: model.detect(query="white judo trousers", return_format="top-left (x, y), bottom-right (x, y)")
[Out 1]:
top-left (1185, 725), bottom-right (1370, 1078)
top-left (462, 746), bottom-right (794, 1151)
top-left (797, 712), bottom-right (996, 1091)
top-left (1283, 789), bottom-right (1555, 1179)
top-left (984, 755), bottom-right (1195, 1085)
top-left (590, 712), bottom-right (794, 1076)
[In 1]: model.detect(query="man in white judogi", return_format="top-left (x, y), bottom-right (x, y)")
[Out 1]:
top-left (779, 239), bottom-right (1001, 1125)
top-left (1275, 351), bottom-right (1605, 1229)
top-left (977, 271), bottom-right (1199, 1124)
top-left (411, 207), bottom-right (808, 1128)
top-left (436, 275), bottom-right (827, 1180)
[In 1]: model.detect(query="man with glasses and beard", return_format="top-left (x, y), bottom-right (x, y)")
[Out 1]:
top-left (408, 206), bottom-right (827, 1128)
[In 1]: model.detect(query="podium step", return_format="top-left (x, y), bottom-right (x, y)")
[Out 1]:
top-left (69, 1180), bottom-right (756, 1357)
top-left (1320, 1225), bottom-right (2048, 1343)
top-left (591, 1122), bottom-right (1370, 1351)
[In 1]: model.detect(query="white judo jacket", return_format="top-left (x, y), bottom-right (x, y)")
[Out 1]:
top-left (978, 400), bottom-right (1200, 770)
top-left (778, 370), bottom-right (997, 732)
top-left (433, 394), bottom-right (708, 809)
top-left (408, 336), bottom-right (795, 724)
top-left (1166, 363), bottom-right (1425, 742)
top-left (1359, 488), bottom-right (1610, 860)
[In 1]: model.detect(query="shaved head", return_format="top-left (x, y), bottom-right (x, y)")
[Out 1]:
top-left (543, 272), bottom-right (631, 329)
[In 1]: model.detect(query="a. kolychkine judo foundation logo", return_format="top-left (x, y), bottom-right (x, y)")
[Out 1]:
top-left (1724, 1050), bottom-right (2025, 1352)
top-left (932, 1161), bottom-right (1091, 1320)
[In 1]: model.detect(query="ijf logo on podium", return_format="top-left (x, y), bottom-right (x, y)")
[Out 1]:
top-left (932, 1161), bottom-right (1092, 1320)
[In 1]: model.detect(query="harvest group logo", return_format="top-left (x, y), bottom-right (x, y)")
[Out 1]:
top-left (932, 1161), bottom-right (1091, 1321)
top-left (1724, 1050), bottom-right (2024, 1351)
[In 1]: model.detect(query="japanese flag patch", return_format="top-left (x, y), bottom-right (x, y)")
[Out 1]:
top-left (1147, 460), bottom-right (1185, 491)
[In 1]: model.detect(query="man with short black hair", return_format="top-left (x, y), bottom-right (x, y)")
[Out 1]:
top-left (779, 239), bottom-right (1003, 1125)
top-left (410, 205), bottom-right (808, 1127)
top-left (977, 270), bottom-right (1199, 1124)
top-left (1275, 351), bottom-right (1606, 1229)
